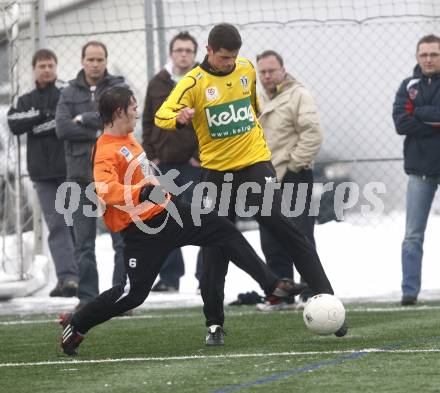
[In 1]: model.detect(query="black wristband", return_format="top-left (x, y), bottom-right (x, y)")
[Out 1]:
top-left (139, 184), bottom-right (167, 204)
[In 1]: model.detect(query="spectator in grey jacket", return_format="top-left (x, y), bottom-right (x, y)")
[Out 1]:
top-left (56, 41), bottom-right (126, 311)
top-left (8, 49), bottom-right (78, 298)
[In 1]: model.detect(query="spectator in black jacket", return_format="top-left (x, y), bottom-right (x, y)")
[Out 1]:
top-left (56, 41), bottom-right (126, 311)
top-left (142, 31), bottom-right (201, 292)
top-left (392, 34), bottom-right (440, 306)
top-left (7, 49), bottom-right (78, 297)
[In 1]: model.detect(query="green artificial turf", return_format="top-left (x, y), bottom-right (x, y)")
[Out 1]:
top-left (1, 302), bottom-right (440, 393)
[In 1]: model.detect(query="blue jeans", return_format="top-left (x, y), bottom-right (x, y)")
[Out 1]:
top-left (156, 162), bottom-right (201, 287)
top-left (402, 174), bottom-right (439, 298)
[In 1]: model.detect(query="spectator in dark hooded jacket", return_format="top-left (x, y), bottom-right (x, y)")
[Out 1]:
top-left (8, 49), bottom-right (77, 297)
top-left (393, 34), bottom-right (440, 306)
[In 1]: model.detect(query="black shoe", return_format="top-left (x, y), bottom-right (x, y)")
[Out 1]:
top-left (49, 281), bottom-right (64, 297)
top-left (151, 280), bottom-right (178, 292)
top-left (335, 320), bottom-right (348, 337)
top-left (59, 313), bottom-right (84, 356)
top-left (267, 278), bottom-right (308, 303)
top-left (61, 280), bottom-right (78, 297)
top-left (49, 280), bottom-right (78, 297)
top-left (205, 325), bottom-right (226, 346)
top-left (401, 296), bottom-right (417, 306)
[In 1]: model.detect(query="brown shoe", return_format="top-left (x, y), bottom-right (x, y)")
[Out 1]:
top-left (267, 278), bottom-right (308, 304)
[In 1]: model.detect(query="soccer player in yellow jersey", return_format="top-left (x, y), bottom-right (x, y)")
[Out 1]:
top-left (156, 23), bottom-right (347, 344)
top-left (58, 86), bottom-right (306, 356)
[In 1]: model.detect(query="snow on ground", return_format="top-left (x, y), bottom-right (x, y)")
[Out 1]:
top-left (2, 212), bottom-right (440, 315)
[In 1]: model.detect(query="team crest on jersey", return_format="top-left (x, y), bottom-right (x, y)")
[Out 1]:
top-left (195, 72), bottom-right (203, 80)
top-left (119, 146), bottom-right (134, 161)
top-left (240, 76), bottom-right (248, 87)
top-left (205, 86), bottom-right (219, 100)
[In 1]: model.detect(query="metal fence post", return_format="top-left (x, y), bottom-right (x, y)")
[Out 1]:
top-left (155, 0), bottom-right (166, 69)
top-left (7, 0), bottom-right (25, 279)
top-left (144, 0), bottom-right (155, 81)
top-left (29, 0), bottom-right (46, 258)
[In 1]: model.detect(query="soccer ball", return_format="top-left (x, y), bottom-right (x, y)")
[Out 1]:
top-left (303, 294), bottom-right (345, 335)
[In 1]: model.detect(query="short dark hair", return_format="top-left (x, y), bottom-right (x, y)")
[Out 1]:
top-left (32, 49), bottom-right (57, 68)
top-left (98, 86), bottom-right (135, 126)
top-left (417, 34), bottom-right (440, 52)
top-left (256, 50), bottom-right (284, 67)
top-left (169, 31), bottom-right (198, 54)
top-left (208, 23), bottom-right (242, 52)
top-left (82, 41), bottom-right (108, 59)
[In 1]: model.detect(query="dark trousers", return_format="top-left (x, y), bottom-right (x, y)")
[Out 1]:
top-left (72, 199), bottom-right (279, 334)
top-left (156, 162), bottom-right (201, 288)
top-left (200, 161), bottom-right (333, 326)
top-left (260, 169), bottom-right (315, 282)
top-left (34, 179), bottom-right (77, 282)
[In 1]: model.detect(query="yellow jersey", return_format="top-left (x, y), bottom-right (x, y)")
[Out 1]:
top-left (155, 56), bottom-right (271, 171)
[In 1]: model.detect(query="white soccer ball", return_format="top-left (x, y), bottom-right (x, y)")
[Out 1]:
top-left (303, 294), bottom-right (345, 335)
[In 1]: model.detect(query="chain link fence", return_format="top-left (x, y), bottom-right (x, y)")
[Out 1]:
top-left (1, 0), bottom-right (439, 284)
top-left (0, 1), bottom-right (34, 284)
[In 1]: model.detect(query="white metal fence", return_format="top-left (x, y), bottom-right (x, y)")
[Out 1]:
top-left (1, 0), bottom-right (439, 282)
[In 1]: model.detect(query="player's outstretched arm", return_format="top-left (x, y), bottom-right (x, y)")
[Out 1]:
top-left (155, 76), bottom-right (196, 130)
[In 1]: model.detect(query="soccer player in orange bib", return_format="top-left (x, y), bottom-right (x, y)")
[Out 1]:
top-left (59, 86), bottom-right (307, 356)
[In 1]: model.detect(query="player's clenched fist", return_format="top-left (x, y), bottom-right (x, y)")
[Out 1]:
top-left (176, 107), bottom-right (195, 125)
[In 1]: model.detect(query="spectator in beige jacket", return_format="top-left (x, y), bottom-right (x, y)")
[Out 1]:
top-left (256, 50), bottom-right (323, 311)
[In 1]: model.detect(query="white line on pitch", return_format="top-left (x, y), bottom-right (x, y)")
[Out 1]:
top-left (1, 349), bottom-right (440, 368)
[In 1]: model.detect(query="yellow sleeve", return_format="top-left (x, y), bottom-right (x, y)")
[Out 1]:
top-left (154, 75), bottom-right (197, 130)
